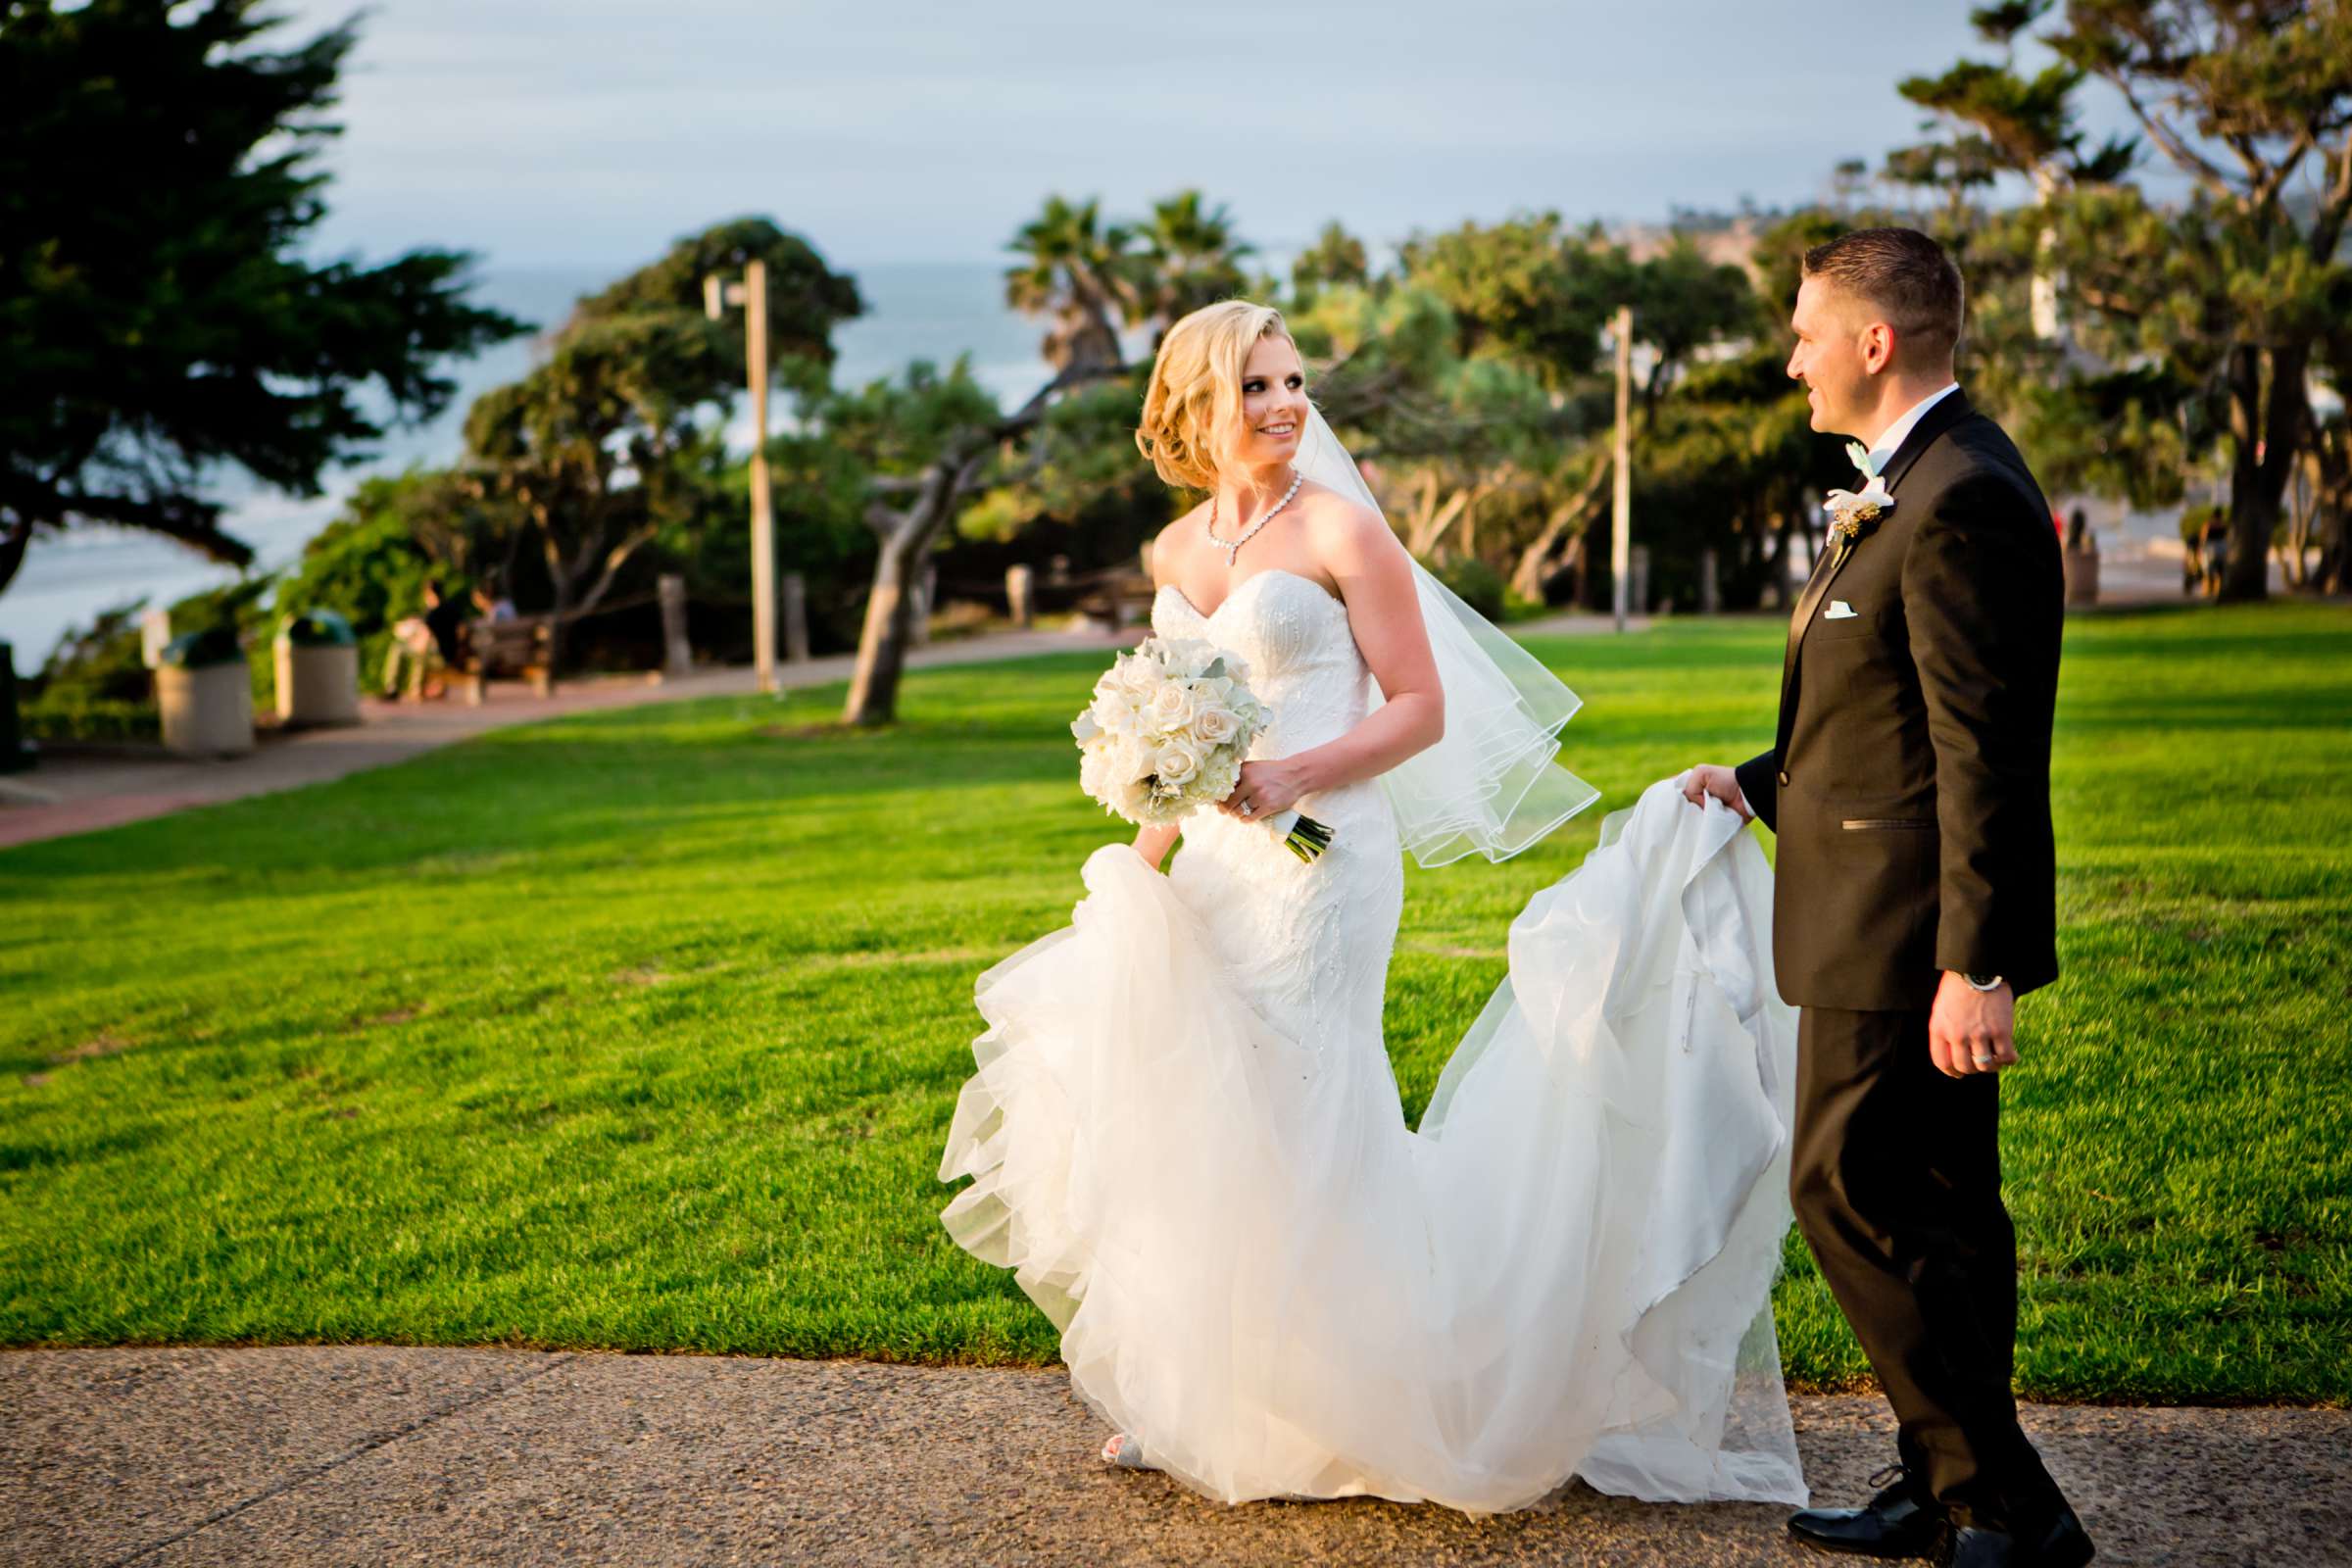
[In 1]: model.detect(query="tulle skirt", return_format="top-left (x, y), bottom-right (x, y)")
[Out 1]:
top-left (937, 779), bottom-right (1807, 1514)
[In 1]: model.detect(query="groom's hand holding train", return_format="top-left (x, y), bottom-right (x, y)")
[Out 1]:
top-left (1687, 762), bottom-right (2020, 1082)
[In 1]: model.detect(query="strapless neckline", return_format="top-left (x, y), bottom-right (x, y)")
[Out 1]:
top-left (1155, 567), bottom-right (1345, 624)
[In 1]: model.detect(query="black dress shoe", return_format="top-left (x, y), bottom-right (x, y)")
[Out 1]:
top-left (1788, 1464), bottom-right (1947, 1558)
top-left (1936, 1505), bottom-right (2094, 1567)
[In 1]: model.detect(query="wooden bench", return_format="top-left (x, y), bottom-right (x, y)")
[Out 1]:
top-left (1072, 571), bottom-right (1157, 631)
top-left (451, 615), bottom-right (555, 704)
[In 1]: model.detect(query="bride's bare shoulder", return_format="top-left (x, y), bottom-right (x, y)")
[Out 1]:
top-left (1293, 477), bottom-right (1380, 526)
top-left (1150, 503), bottom-right (1208, 585)
top-left (1295, 480), bottom-right (1396, 567)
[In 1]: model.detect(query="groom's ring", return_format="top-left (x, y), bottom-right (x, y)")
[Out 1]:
top-left (1971, 1053), bottom-right (1996, 1067)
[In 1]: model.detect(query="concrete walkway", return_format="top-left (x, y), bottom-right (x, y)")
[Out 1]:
top-left (2, 1348), bottom-right (2343, 1567)
top-left (8, 569), bottom-right (2230, 856)
top-left (0, 625), bottom-right (1130, 852)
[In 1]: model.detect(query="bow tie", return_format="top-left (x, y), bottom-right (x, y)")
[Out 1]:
top-left (1843, 440), bottom-right (1885, 480)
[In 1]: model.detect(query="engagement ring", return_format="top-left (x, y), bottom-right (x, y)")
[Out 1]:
top-left (1240, 801), bottom-right (1254, 815)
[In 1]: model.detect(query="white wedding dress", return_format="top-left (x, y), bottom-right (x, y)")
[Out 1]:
top-left (937, 565), bottom-right (1807, 1515)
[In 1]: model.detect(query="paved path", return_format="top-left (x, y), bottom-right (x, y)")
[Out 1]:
top-left (2, 1348), bottom-right (2343, 1567)
top-left (9, 571), bottom-right (2235, 856)
top-left (0, 626), bottom-right (1130, 852)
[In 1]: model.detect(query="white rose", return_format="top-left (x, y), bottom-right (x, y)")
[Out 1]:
top-left (1144, 680), bottom-right (1197, 731)
top-left (1153, 736), bottom-right (1202, 786)
top-left (1192, 705), bottom-right (1240, 746)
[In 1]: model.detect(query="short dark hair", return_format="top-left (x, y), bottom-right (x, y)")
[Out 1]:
top-left (1801, 227), bottom-right (1965, 363)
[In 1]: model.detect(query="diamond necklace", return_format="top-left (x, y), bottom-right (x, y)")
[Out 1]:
top-left (1204, 468), bottom-right (1303, 566)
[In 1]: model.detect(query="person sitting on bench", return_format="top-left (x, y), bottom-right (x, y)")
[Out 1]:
top-left (381, 579), bottom-right (469, 699)
top-left (470, 578), bottom-right (516, 624)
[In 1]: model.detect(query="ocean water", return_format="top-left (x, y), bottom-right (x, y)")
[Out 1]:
top-left (0, 261), bottom-right (1056, 667)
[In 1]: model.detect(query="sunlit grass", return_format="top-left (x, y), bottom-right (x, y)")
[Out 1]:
top-left (3, 602), bottom-right (2346, 1401)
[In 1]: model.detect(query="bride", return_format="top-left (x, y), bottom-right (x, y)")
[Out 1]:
top-left (936, 300), bottom-right (1807, 1515)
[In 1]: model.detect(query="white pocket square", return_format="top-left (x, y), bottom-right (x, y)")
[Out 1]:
top-left (1823, 600), bottom-right (1859, 620)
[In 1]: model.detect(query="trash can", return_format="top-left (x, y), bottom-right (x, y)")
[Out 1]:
top-left (273, 609), bottom-right (362, 727)
top-left (2063, 544), bottom-right (2101, 608)
top-left (157, 627), bottom-right (255, 757)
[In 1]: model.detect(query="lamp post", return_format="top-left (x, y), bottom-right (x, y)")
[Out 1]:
top-left (705, 259), bottom-right (776, 693)
top-left (1610, 304), bottom-right (1634, 633)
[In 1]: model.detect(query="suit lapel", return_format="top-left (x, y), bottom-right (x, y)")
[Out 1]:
top-left (1774, 388), bottom-right (1974, 728)
top-left (1777, 537), bottom-right (1838, 708)
top-left (1778, 531), bottom-right (1858, 722)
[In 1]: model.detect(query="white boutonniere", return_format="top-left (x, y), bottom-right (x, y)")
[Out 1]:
top-left (1822, 474), bottom-right (1895, 560)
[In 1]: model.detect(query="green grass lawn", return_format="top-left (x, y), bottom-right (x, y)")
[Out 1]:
top-left (4, 602), bottom-right (2347, 1403)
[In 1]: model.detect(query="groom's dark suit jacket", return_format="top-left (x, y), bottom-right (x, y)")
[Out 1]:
top-left (1735, 389), bottom-right (2063, 1011)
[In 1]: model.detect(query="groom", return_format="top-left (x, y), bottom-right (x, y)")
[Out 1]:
top-left (1687, 228), bottom-right (2089, 1568)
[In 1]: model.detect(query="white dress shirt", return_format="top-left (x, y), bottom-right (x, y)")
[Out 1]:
top-left (1859, 381), bottom-right (1960, 476)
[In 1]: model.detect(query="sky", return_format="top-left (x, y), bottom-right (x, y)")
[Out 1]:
top-left (279, 0), bottom-right (2048, 272)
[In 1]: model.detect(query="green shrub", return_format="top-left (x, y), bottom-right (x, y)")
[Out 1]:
top-left (1419, 554), bottom-right (1507, 620)
top-left (19, 690), bottom-right (159, 743)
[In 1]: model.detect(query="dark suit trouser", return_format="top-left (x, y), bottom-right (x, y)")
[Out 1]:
top-left (1791, 1006), bottom-right (2066, 1535)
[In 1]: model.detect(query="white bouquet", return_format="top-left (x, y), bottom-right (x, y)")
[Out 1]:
top-left (1070, 634), bottom-right (1334, 862)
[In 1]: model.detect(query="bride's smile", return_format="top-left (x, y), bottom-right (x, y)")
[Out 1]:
top-left (1237, 333), bottom-right (1308, 468)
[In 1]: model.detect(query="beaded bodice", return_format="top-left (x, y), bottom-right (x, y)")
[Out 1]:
top-left (1150, 568), bottom-right (1403, 1071)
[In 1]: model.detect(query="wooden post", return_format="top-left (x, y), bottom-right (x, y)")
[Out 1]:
top-left (1699, 547), bottom-right (1720, 614)
top-left (781, 571), bottom-right (809, 663)
top-left (1005, 564), bottom-right (1034, 627)
top-left (1611, 304), bottom-right (1633, 633)
top-left (140, 608), bottom-right (172, 668)
top-left (745, 258), bottom-right (776, 694)
top-left (658, 572), bottom-right (691, 676)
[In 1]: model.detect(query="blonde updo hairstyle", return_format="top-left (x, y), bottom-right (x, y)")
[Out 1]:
top-left (1135, 300), bottom-right (1295, 490)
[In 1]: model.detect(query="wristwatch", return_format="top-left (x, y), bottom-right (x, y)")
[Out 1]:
top-left (1962, 972), bottom-right (2006, 992)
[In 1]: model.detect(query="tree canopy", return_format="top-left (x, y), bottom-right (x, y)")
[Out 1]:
top-left (1892, 0), bottom-right (2352, 599)
top-left (457, 220), bottom-right (865, 655)
top-left (0, 0), bottom-right (525, 599)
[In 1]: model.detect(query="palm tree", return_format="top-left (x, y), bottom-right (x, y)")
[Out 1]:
top-left (1135, 190), bottom-right (1255, 328)
top-left (1004, 195), bottom-right (1135, 373)
top-left (1291, 220), bottom-right (1371, 302)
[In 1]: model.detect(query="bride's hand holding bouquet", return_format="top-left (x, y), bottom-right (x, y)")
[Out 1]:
top-left (1072, 634), bottom-right (1334, 863)
top-left (1215, 756), bottom-right (1313, 828)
